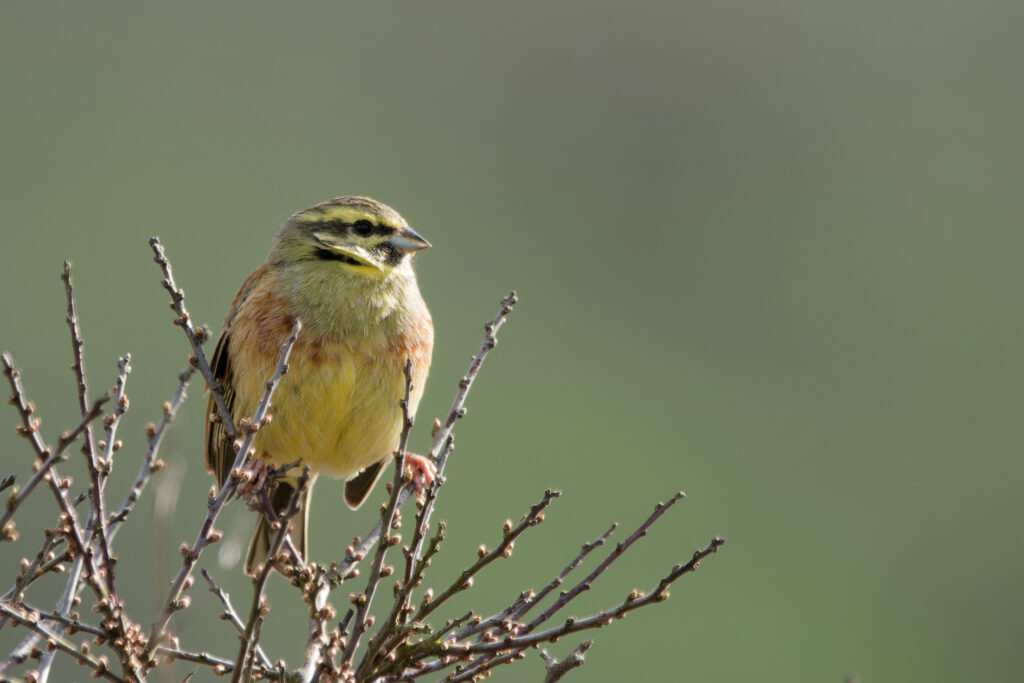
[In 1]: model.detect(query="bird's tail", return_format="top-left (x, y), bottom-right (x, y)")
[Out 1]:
top-left (245, 477), bottom-right (314, 575)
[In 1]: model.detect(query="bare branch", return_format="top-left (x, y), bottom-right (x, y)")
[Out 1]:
top-left (99, 354), bottom-right (131, 476)
top-left (109, 365), bottom-right (195, 531)
top-left (201, 568), bottom-right (273, 671)
top-left (1, 356), bottom-right (109, 623)
top-left (61, 262), bottom-right (119, 596)
top-left (94, 353), bottom-right (131, 587)
top-left (0, 599), bottom-right (128, 683)
top-left (345, 361), bottom-right (418, 673)
top-left (297, 567), bottom-right (334, 683)
top-left (0, 528), bottom-right (65, 607)
top-left (16, 603), bottom-right (108, 639)
top-left (230, 466), bottom-right (312, 683)
top-left (154, 645), bottom-right (236, 672)
top-left (148, 237), bottom-right (235, 436)
top-left (541, 640), bottom-right (592, 683)
top-left (469, 536), bottom-right (725, 653)
top-left (433, 291), bottom-right (518, 463)
top-left (3, 260), bottom-right (727, 683)
top-left (438, 535), bottom-right (725, 682)
top-left (337, 292), bottom-right (517, 580)
top-left (528, 492), bottom-right (685, 631)
top-left (357, 490), bottom-right (562, 681)
top-left (0, 361), bottom-right (109, 533)
top-left (417, 489), bottom-right (559, 625)
top-left (455, 523), bottom-right (617, 643)
top-left (144, 318), bottom-right (301, 665)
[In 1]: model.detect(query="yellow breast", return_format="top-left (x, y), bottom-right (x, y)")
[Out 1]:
top-left (226, 265), bottom-right (432, 480)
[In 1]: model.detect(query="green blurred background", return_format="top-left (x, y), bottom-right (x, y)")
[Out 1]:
top-left (2, 1), bottom-right (1022, 681)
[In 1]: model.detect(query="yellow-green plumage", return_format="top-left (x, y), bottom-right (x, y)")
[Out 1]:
top-left (205, 197), bottom-right (433, 574)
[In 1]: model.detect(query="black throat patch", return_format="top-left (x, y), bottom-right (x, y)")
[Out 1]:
top-left (314, 248), bottom-right (364, 267)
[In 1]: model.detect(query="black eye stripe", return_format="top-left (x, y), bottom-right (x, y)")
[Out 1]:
top-left (303, 217), bottom-right (391, 237)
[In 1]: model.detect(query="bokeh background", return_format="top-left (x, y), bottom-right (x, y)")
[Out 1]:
top-left (2, 2), bottom-right (1022, 681)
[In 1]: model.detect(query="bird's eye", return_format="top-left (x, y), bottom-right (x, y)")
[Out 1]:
top-left (352, 220), bottom-right (374, 237)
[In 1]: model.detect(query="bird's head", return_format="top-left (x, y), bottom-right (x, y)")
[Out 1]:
top-left (270, 196), bottom-right (430, 277)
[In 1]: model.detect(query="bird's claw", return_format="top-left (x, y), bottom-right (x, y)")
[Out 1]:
top-left (236, 457), bottom-right (269, 499)
top-left (404, 452), bottom-right (437, 495)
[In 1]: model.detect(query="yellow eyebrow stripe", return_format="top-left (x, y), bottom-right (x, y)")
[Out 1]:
top-left (306, 206), bottom-right (376, 225)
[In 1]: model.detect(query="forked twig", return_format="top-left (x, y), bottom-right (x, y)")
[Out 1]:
top-left (0, 600), bottom-right (128, 682)
top-left (201, 568), bottom-right (273, 671)
top-left (109, 366), bottom-right (195, 531)
top-left (231, 466), bottom-right (312, 683)
top-left (344, 361), bottom-right (418, 673)
top-left (144, 318), bottom-right (301, 664)
top-left (0, 357), bottom-right (108, 533)
top-left (61, 263), bottom-right (119, 595)
top-left (337, 292), bottom-right (518, 578)
top-left (149, 237), bottom-right (236, 436)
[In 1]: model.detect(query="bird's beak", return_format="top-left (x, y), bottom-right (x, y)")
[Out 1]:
top-left (388, 227), bottom-right (431, 252)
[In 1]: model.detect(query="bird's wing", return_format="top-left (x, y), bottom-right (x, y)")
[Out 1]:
top-left (204, 264), bottom-right (268, 488)
top-left (344, 459), bottom-right (387, 509)
top-left (204, 326), bottom-right (237, 488)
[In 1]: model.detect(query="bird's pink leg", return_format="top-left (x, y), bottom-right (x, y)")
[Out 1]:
top-left (404, 453), bottom-right (437, 494)
top-left (236, 456), bottom-right (269, 498)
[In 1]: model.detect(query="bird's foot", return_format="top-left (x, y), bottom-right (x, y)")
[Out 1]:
top-left (235, 456), bottom-right (269, 499)
top-left (403, 452), bottom-right (437, 495)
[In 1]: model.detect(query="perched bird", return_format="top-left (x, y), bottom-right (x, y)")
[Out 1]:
top-left (205, 196), bottom-right (434, 574)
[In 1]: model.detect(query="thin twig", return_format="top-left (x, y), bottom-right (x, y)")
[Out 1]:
top-left (0, 600), bottom-right (128, 683)
top-left (154, 645), bottom-right (236, 672)
top-left (109, 366), bottom-right (195, 531)
top-left (201, 568), bottom-right (273, 671)
top-left (297, 567), bottom-right (333, 683)
top-left (347, 361), bottom-right (418, 674)
top-left (251, 473), bottom-right (304, 564)
top-left (401, 435), bottom-right (453, 587)
top-left (407, 497), bottom-right (720, 682)
top-left (39, 358), bottom-right (142, 682)
top-left (230, 466), bottom-right (311, 683)
top-left (144, 318), bottom-right (301, 664)
top-left (455, 523), bottom-right (617, 643)
top-left (444, 535), bottom-right (724, 683)
top-left (365, 490), bottom-right (559, 682)
top-left (451, 505), bottom-right (659, 680)
top-left (94, 353), bottom-right (131, 583)
top-left (61, 262), bottom-right (118, 596)
top-left (0, 629), bottom-right (38, 673)
top-left (541, 640), bottom-right (592, 683)
top-left (409, 292), bottom-right (517, 567)
top-left (527, 492), bottom-right (686, 632)
top-left (0, 364), bottom-right (109, 533)
top-left (337, 292), bottom-right (517, 579)
top-left (417, 490), bottom-right (559, 625)
top-left (99, 354), bottom-right (132, 480)
top-left (462, 537), bottom-right (725, 655)
top-left (22, 365), bottom-right (194, 682)
top-left (1, 356), bottom-right (102, 581)
top-left (515, 523), bottom-right (617, 621)
top-left (148, 237), bottom-right (235, 436)
top-left (32, 268), bottom-right (143, 683)
top-left (237, 614), bottom-right (263, 683)
top-left (0, 529), bottom-right (64, 606)
top-left (0, 530), bottom-right (67, 644)
top-left (16, 603), bottom-right (108, 639)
